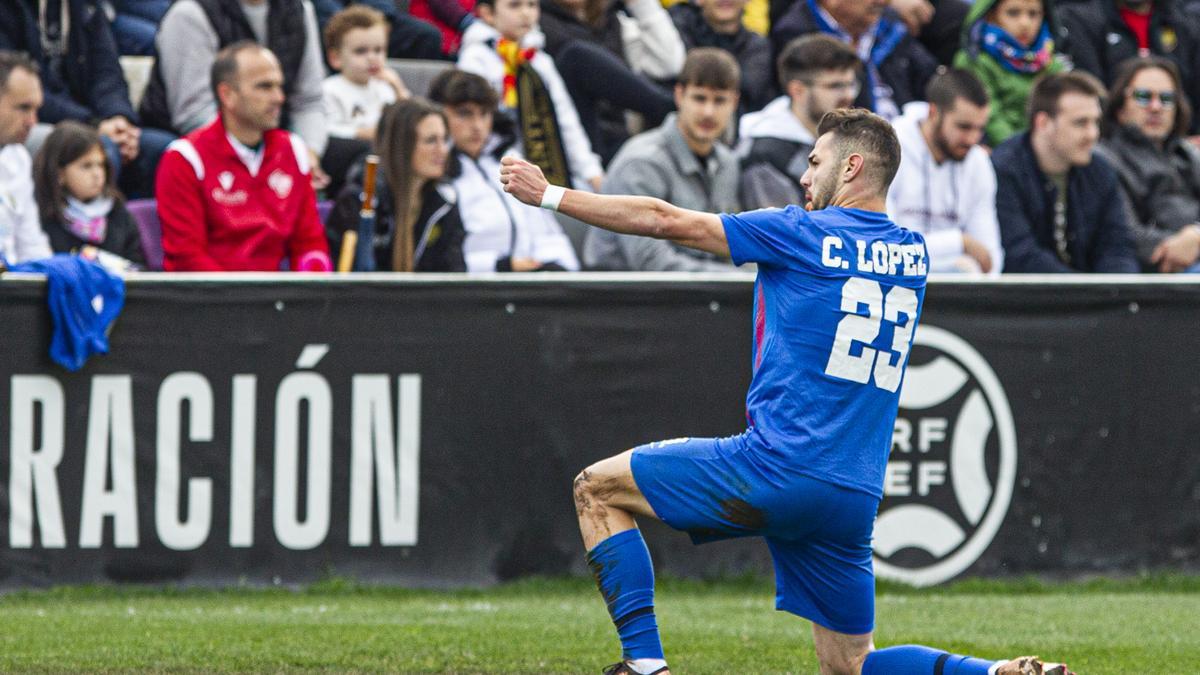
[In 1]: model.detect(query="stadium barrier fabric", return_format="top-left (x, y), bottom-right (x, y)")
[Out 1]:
top-left (0, 274), bottom-right (1197, 588)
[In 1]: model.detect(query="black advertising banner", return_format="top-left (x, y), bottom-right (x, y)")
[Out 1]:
top-left (0, 276), bottom-right (1197, 589)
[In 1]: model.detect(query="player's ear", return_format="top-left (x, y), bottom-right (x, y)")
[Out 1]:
top-left (843, 153), bottom-right (866, 182)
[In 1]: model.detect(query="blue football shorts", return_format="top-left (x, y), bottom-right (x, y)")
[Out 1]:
top-left (630, 432), bottom-right (880, 635)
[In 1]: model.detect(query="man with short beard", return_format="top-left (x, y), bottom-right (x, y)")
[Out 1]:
top-left (500, 107), bottom-right (1072, 675)
top-left (992, 71), bottom-right (1139, 272)
top-left (738, 34), bottom-right (860, 209)
top-left (887, 67), bottom-right (1001, 274)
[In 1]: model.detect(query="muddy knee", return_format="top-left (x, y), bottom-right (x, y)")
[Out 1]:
top-left (574, 465), bottom-right (620, 513)
top-left (573, 468), bottom-right (598, 512)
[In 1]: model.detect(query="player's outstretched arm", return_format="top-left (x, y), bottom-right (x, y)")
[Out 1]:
top-left (500, 156), bottom-right (730, 258)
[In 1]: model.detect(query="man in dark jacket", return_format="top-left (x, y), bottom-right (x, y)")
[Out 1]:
top-left (768, 0), bottom-right (937, 119)
top-left (992, 71), bottom-right (1139, 273)
top-left (1058, 0), bottom-right (1200, 134)
top-left (670, 0), bottom-right (774, 112)
top-left (1096, 56), bottom-right (1200, 272)
top-left (0, 0), bottom-right (174, 197)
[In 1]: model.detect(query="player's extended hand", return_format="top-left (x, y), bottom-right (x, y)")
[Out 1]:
top-left (499, 156), bottom-right (549, 207)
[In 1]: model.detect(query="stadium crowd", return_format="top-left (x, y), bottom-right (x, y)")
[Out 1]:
top-left (1, 0), bottom-right (1199, 274)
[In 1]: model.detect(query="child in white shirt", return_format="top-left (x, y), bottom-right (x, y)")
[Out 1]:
top-left (322, 5), bottom-right (411, 142)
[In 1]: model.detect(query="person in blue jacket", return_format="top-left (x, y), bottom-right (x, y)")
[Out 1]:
top-left (992, 70), bottom-right (1140, 273)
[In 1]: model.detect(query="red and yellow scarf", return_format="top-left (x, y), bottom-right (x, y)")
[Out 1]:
top-left (497, 39), bottom-right (537, 108)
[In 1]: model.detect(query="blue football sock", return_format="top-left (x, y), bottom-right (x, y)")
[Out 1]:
top-left (586, 528), bottom-right (663, 661)
top-left (863, 645), bottom-right (999, 675)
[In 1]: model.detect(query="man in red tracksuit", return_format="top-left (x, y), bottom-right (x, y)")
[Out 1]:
top-left (156, 41), bottom-right (331, 272)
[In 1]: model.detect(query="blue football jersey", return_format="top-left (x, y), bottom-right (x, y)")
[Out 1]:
top-left (721, 205), bottom-right (928, 498)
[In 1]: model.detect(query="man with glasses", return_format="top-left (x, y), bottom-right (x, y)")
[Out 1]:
top-left (738, 34), bottom-right (860, 209)
top-left (1097, 56), bottom-right (1200, 272)
top-left (992, 71), bottom-right (1139, 272)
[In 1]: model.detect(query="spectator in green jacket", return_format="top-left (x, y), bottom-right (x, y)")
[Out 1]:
top-left (953, 0), bottom-right (1067, 145)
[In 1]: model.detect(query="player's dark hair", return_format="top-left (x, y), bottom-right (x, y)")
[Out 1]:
top-left (1026, 70), bottom-right (1105, 125)
top-left (211, 40), bottom-right (270, 105)
top-left (925, 66), bottom-right (989, 112)
top-left (428, 69), bottom-right (499, 110)
top-left (0, 50), bottom-right (38, 93)
top-left (817, 108), bottom-right (901, 194)
top-left (678, 48), bottom-right (740, 92)
top-left (776, 34), bottom-right (861, 92)
top-left (1103, 55), bottom-right (1190, 139)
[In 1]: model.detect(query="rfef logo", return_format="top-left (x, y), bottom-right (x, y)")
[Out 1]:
top-left (873, 325), bottom-right (1017, 587)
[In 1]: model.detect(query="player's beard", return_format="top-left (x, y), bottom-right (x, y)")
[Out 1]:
top-left (807, 172), bottom-right (838, 211)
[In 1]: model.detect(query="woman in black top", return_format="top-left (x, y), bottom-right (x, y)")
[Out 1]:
top-left (327, 98), bottom-right (466, 271)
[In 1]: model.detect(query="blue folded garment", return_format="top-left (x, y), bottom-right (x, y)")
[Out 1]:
top-left (6, 254), bottom-right (125, 371)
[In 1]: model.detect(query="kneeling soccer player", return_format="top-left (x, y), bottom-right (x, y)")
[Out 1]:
top-left (501, 107), bottom-right (1073, 675)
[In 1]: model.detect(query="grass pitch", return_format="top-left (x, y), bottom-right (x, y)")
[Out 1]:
top-left (0, 575), bottom-right (1196, 673)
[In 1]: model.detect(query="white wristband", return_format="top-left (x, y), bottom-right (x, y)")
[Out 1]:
top-left (540, 185), bottom-right (567, 212)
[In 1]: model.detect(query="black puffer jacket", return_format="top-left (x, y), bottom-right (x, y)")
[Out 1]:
top-left (0, 0), bottom-right (135, 124)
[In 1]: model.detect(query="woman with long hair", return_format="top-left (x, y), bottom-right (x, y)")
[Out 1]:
top-left (327, 98), bottom-right (466, 271)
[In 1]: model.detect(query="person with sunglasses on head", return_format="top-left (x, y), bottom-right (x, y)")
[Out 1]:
top-left (1095, 56), bottom-right (1200, 272)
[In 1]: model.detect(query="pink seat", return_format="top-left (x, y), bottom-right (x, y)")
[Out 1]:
top-left (126, 199), bottom-right (163, 271)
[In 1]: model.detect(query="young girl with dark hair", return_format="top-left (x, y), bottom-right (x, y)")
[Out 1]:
top-left (33, 121), bottom-right (146, 269)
